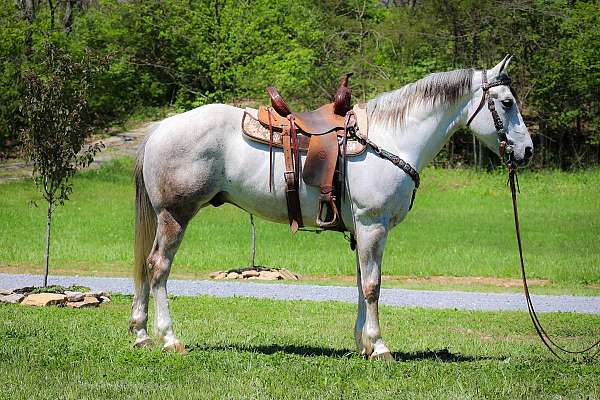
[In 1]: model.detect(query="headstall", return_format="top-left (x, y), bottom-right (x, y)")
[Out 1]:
top-left (466, 69), bottom-right (514, 161)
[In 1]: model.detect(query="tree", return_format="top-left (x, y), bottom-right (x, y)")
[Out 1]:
top-left (20, 42), bottom-right (106, 286)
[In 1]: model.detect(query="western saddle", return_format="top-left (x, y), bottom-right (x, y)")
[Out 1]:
top-left (241, 73), bottom-right (367, 233)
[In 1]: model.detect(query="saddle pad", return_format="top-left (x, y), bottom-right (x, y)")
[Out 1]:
top-left (241, 106), bottom-right (368, 156)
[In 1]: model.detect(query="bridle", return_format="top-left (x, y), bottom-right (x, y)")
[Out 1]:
top-left (467, 67), bottom-right (600, 360)
top-left (466, 69), bottom-right (514, 160)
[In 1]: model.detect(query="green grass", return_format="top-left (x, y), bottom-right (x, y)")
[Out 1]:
top-left (1, 158), bottom-right (599, 294)
top-left (1, 296), bottom-right (599, 399)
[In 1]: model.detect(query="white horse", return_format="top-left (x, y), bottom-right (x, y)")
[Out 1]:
top-left (129, 55), bottom-right (533, 359)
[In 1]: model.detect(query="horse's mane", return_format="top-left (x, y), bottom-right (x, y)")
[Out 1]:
top-left (368, 68), bottom-right (474, 129)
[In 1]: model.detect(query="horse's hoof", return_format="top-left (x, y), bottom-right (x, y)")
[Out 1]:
top-left (369, 351), bottom-right (394, 361)
top-left (162, 341), bottom-right (187, 354)
top-left (133, 337), bottom-right (153, 348)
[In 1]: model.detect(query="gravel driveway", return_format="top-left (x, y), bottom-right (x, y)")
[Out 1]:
top-left (1, 273), bottom-right (599, 314)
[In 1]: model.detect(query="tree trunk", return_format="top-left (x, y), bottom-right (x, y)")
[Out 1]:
top-left (43, 198), bottom-right (53, 287)
top-left (20, 0), bottom-right (36, 58)
top-left (48, 0), bottom-right (55, 29)
top-left (472, 133), bottom-right (478, 170)
top-left (478, 141), bottom-right (484, 170)
top-left (249, 213), bottom-right (256, 269)
top-left (448, 138), bottom-right (454, 168)
top-left (63, 0), bottom-right (74, 33)
top-left (539, 119), bottom-right (546, 168)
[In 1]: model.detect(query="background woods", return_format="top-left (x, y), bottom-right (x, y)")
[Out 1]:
top-left (2, 0), bottom-right (598, 168)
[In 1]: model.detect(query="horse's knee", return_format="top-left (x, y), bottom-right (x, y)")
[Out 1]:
top-left (362, 278), bottom-right (381, 302)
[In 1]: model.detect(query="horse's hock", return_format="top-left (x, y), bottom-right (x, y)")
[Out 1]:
top-left (210, 268), bottom-right (299, 281)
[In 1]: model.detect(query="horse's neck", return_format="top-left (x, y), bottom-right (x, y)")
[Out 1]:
top-left (370, 94), bottom-right (473, 171)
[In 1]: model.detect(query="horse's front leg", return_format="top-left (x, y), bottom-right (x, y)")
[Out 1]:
top-left (354, 220), bottom-right (393, 360)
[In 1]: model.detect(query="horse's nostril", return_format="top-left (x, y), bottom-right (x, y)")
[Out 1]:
top-left (524, 146), bottom-right (533, 159)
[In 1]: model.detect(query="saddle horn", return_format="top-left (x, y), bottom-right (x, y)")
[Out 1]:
top-left (334, 73), bottom-right (353, 116)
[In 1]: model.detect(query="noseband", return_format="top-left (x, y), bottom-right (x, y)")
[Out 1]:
top-left (466, 70), bottom-right (514, 160)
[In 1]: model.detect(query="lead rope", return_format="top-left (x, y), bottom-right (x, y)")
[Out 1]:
top-left (507, 162), bottom-right (600, 360)
top-left (468, 66), bottom-right (599, 359)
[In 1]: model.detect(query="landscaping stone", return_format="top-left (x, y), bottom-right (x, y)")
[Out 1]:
top-left (0, 293), bottom-right (25, 304)
top-left (4, 285), bottom-right (111, 308)
top-left (86, 291), bottom-right (109, 299)
top-left (67, 296), bottom-right (100, 309)
top-left (22, 293), bottom-right (66, 307)
top-left (278, 269), bottom-right (299, 280)
top-left (211, 268), bottom-right (299, 281)
top-left (258, 271), bottom-right (282, 280)
top-left (209, 267), bottom-right (300, 281)
top-left (0, 288), bottom-right (13, 295)
top-left (99, 296), bottom-right (111, 303)
top-left (64, 291), bottom-right (85, 302)
top-left (241, 270), bottom-right (260, 278)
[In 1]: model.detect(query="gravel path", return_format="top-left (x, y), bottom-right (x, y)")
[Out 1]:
top-left (2, 273), bottom-right (599, 314)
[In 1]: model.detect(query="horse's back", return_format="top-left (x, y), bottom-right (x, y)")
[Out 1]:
top-left (148, 104), bottom-right (242, 147)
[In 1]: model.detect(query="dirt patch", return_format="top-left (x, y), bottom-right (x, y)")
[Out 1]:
top-left (0, 121), bottom-right (155, 183)
top-left (391, 275), bottom-right (550, 288)
top-left (304, 274), bottom-right (550, 288)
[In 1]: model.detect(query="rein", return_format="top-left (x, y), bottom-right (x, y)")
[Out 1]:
top-left (508, 163), bottom-right (600, 361)
top-left (470, 68), bottom-right (600, 360)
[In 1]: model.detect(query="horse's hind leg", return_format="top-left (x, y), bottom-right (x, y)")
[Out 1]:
top-left (130, 277), bottom-right (151, 347)
top-left (147, 209), bottom-right (189, 353)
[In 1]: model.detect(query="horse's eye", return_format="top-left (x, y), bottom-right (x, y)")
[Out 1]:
top-left (501, 99), bottom-right (514, 109)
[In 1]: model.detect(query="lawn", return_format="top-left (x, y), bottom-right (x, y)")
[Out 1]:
top-left (1, 295), bottom-right (599, 399)
top-left (1, 158), bottom-right (599, 294)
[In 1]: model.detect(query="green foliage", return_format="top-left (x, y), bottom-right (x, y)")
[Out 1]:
top-left (20, 42), bottom-right (105, 206)
top-left (28, 284), bottom-right (90, 294)
top-left (1, 0), bottom-right (599, 167)
top-left (528, 1), bottom-right (600, 145)
top-left (0, 2), bottom-right (26, 147)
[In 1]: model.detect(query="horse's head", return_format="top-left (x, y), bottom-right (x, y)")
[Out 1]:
top-left (466, 55), bottom-right (533, 166)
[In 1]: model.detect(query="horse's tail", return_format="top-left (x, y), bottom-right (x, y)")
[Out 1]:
top-left (134, 136), bottom-right (156, 291)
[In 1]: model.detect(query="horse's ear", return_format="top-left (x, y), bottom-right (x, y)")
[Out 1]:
top-left (488, 54), bottom-right (513, 78)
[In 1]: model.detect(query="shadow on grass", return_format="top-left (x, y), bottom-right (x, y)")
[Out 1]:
top-left (187, 343), bottom-right (495, 362)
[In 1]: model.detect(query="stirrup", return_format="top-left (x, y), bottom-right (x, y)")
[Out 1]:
top-left (316, 197), bottom-right (339, 229)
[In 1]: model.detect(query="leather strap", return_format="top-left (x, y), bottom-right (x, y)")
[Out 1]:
top-left (507, 163), bottom-right (600, 360)
top-left (267, 108), bottom-right (274, 192)
top-left (466, 70), bottom-right (489, 127)
top-left (351, 121), bottom-right (420, 210)
top-left (281, 118), bottom-right (303, 233)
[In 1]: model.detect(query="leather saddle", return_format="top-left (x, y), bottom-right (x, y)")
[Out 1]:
top-left (242, 74), bottom-right (367, 233)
